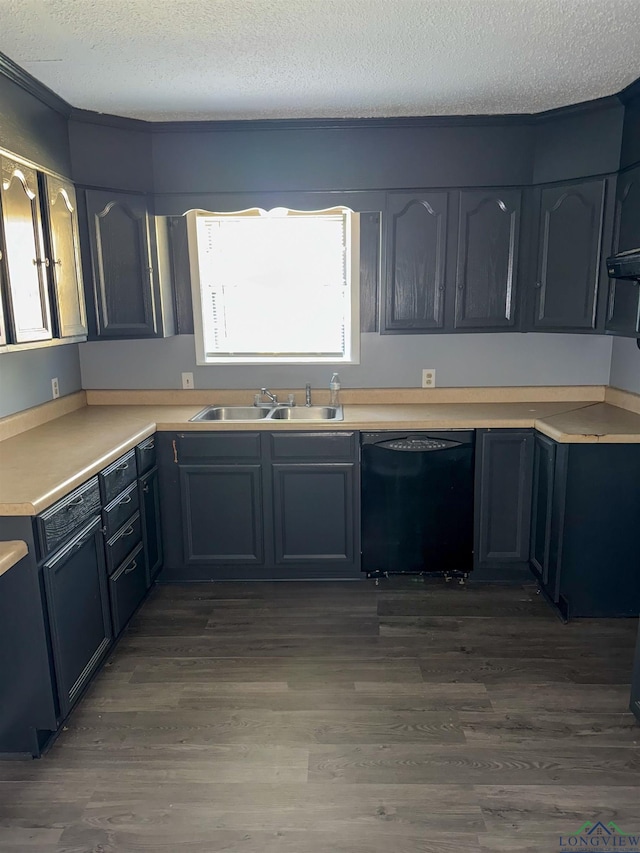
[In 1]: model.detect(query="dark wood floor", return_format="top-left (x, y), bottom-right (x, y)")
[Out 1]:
top-left (1, 579), bottom-right (639, 852)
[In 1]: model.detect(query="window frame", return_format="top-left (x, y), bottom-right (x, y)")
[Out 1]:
top-left (186, 207), bottom-right (360, 366)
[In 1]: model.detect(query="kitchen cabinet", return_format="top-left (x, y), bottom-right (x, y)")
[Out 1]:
top-left (0, 153), bottom-right (53, 343)
top-left (384, 191), bottom-right (450, 331)
top-left (40, 173), bottom-right (87, 338)
top-left (528, 439), bottom-right (640, 619)
top-left (454, 189), bottom-right (521, 329)
top-left (43, 516), bottom-right (112, 717)
top-left (270, 433), bottom-right (357, 567)
top-left (473, 429), bottom-right (534, 581)
top-left (529, 433), bottom-right (557, 593)
top-left (82, 189), bottom-right (174, 339)
top-left (139, 466), bottom-right (163, 586)
top-left (631, 621), bottom-right (640, 724)
top-left (606, 165), bottom-right (640, 337)
top-left (0, 550), bottom-right (58, 757)
top-left (383, 188), bottom-right (523, 333)
top-left (158, 431), bottom-right (360, 580)
top-left (531, 178), bottom-right (607, 331)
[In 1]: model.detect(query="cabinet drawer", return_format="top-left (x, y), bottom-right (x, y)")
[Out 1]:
top-left (37, 477), bottom-right (101, 557)
top-left (136, 435), bottom-right (157, 475)
top-left (109, 543), bottom-right (146, 636)
top-left (102, 482), bottom-right (139, 539)
top-left (106, 512), bottom-right (142, 576)
top-left (176, 432), bottom-right (261, 462)
top-left (100, 450), bottom-right (137, 504)
top-left (270, 432), bottom-right (356, 460)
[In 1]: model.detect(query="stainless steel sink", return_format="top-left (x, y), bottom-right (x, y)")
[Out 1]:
top-left (269, 406), bottom-right (343, 421)
top-left (190, 405), bottom-right (343, 422)
top-left (190, 406), bottom-right (270, 421)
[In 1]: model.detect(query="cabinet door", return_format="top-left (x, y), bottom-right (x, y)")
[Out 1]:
top-left (474, 430), bottom-right (534, 577)
top-left (43, 516), bottom-right (112, 718)
top-left (41, 174), bottom-right (87, 338)
top-left (384, 192), bottom-right (449, 330)
top-left (139, 466), bottom-right (163, 586)
top-left (606, 166), bottom-right (640, 337)
top-left (179, 464), bottom-right (264, 565)
top-left (0, 155), bottom-right (52, 343)
top-left (272, 463), bottom-right (356, 565)
top-left (533, 179), bottom-right (605, 330)
top-left (529, 434), bottom-right (557, 591)
top-left (455, 190), bottom-right (521, 329)
top-left (85, 190), bottom-right (157, 338)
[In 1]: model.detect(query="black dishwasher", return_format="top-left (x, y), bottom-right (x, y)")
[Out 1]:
top-left (361, 431), bottom-right (475, 577)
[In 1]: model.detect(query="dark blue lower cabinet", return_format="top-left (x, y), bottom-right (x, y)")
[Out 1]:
top-left (272, 463), bottom-right (356, 565)
top-left (530, 440), bottom-right (640, 619)
top-left (139, 466), bottom-right (163, 586)
top-left (0, 552), bottom-right (58, 757)
top-left (43, 516), bottom-right (112, 718)
top-left (158, 431), bottom-right (361, 580)
top-left (631, 621), bottom-right (640, 723)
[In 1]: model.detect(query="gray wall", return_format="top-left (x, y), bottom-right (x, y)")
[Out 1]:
top-left (609, 337), bottom-right (640, 394)
top-left (0, 345), bottom-right (82, 418)
top-left (79, 332), bottom-right (613, 391)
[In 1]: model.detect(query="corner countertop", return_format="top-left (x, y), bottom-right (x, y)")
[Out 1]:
top-left (1, 398), bottom-right (640, 516)
top-left (0, 540), bottom-right (28, 578)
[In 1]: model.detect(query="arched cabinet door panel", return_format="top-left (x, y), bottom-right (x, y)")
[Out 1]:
top-left (0, 154), bottom-right (52, 343)
top-left (455, 190), bottom-right (521, 329)
top-left (606, 166), bottom-right (640, 337)
top-left (384, 192), bottom-right (449, 331)
top-left (85, 190), bottom-right (157, 338)
top-left (533, 179), bottom-right (606, 331)
top-left (42, 174), bottom-right (87, 338)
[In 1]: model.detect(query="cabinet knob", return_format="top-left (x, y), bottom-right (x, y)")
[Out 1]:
top-left (534, 281), bottom-right (542, 289)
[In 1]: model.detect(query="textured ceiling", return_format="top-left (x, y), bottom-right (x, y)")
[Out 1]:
top-left (1, 0), bottom-right (639, 121)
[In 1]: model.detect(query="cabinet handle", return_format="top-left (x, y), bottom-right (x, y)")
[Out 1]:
top-left (172, 439), bottom-right (178, 464)
top-left (116, 462), bottom-right (129, 471)
top-left (119, 495), bottom-right (132, 505)
top-left (68, 496), bottom-right (84, 506)
top-left (53, 258), bottom-right (62, 266)
top-left (122, 525), bottom-right (135, 536)
top-left (32, 258), bottom-right (50, 267)
top-left (147, 439), bottom-right (155, 449)
top-left (124, 560), bottom-right (137, 574)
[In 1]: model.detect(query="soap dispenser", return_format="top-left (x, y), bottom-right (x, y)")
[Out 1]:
top-left (329, 373), bottom-right (341, 406)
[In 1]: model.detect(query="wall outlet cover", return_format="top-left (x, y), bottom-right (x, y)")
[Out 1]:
top-left (181, 372), bottom-right (195, 389)
top-left (422, 369), bottom-right (436, 388)
top-left (51, 377), bottom-right (60, 399)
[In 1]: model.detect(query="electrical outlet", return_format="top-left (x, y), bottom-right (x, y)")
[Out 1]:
top-left (51, 377), bottom-right (60, 399)
top-left (421, 369), bottom-right (436, 389)
top-left (181, 372), bottom-right (195, 390)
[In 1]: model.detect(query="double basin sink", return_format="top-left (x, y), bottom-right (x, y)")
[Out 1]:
top-left (190, 405), bottom-right (344, 422)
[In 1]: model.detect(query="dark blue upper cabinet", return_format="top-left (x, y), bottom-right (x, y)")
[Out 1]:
top-left (454, 189), bottom-right (522, 330)
top-left (384, 192), bottom-right (450, 331)
top-left (532, 178), bottom-right (606, 331)
top-left (84, 189), bottom-right (157, 338)
top-left (606, 165), bottom-right (640, 337)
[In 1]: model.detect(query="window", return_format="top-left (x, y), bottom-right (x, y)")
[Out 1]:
top-left (187, 207), bottom-right (360, 364)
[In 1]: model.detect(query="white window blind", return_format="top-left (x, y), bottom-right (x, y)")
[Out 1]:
top-left (188, 207), bottom-right (359, 365)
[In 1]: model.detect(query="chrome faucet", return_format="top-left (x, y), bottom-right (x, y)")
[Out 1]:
top-left (305, 383), bottom-right (312, 407)
top-left (258, 388), bottom-right (278, 407)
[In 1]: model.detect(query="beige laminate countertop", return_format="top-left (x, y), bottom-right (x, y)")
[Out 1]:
top-left (1, 399), bottom-right (640, 516)
top-left (0, 540), bottom-right (28, 578)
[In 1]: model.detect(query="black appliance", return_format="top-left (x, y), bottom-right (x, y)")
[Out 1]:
top-left (360, 431), bottom-right (475, 578)
top-left (606, 248), bottom-right (640, 281)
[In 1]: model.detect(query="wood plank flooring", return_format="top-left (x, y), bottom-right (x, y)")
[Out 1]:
top-left (1, 579), bottom-right (639, 852)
